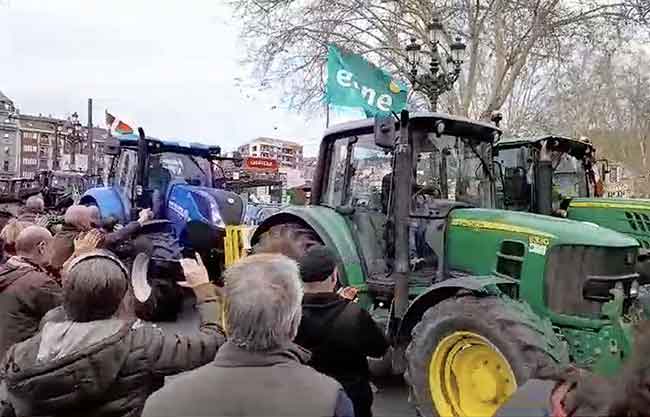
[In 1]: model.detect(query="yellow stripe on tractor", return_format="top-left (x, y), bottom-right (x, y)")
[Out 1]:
top-left (224, 225), bottom-right (256, 267)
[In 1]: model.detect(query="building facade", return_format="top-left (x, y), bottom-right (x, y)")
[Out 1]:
top-left (0, 91), bottom-right (19, 178)
top-left (237, 137), bottom-right (303, 169)
top-left (15, 114), bottom-right (108, 179)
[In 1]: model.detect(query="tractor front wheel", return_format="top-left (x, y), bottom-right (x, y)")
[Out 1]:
top-left (405, 295), bottom-right (568, 417)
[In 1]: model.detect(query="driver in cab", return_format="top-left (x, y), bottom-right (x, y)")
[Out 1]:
top-left (148, 156), bottom-right (172, 218)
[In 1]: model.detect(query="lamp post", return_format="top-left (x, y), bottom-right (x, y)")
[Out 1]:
top-left (405, 14), bottom-right (467, 111)
top-left (52, 122), bottom-right (63, 170)
top-left (62, 112), bottom-right (83, 170)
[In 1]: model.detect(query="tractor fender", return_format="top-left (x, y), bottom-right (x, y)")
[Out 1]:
top-left (252, 212), bottom-right (336, 249)
top-left (251, 208), bottom-right (367, 289)
top-left (79, 187), bottom-right (128, 223)
top-left (396, 276), bottom-right (515, 344)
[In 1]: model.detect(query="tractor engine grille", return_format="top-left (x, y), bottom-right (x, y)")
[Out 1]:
top-left (545, 245), bottom-right (638, 318)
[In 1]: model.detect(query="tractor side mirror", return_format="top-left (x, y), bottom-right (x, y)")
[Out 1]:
top-left (105, 138), bottom-right (121, 156)
top-left (374, 116), bottom-right (395, 148)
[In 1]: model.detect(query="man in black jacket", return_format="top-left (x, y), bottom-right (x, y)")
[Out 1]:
top-left (294, 245), bottom-right (389, 417)
top-left (2, 250), bottom-right (225, 417)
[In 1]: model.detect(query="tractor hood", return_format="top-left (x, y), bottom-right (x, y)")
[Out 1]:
top-left (567, 198), bottom-right (650, 249)
top-left (450, 208), bottom-right (639, 248)
top-left (167, 183), bottom-right (244, 229)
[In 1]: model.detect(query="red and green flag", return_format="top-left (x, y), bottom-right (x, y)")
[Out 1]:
top-left (105, 110), bottom-right (134, 135)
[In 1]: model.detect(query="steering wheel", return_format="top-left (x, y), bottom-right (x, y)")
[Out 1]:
top-left (412, 185), bottom-right (441, 207)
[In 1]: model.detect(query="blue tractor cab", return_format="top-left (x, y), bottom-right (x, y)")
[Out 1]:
top-left (81, 130), bottom-right (245, 261)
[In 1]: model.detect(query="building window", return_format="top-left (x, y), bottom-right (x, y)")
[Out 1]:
top-left (22, 158), bottom-right (37, 166)
top-left (252, 145), bottom-right (257, 152)
top-left (4, 147), bottom-right (9, 156)
top-left (2, 134), bottom-right (7, 139)
top-left (3, 161), bottom-right (8, 171)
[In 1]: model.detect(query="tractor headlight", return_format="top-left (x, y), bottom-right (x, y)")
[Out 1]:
top-left (630, 280), bottom-right (640, 298)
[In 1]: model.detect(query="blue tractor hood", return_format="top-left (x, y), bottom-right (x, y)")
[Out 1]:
top-left (166, 183), bottom-right (245, 232)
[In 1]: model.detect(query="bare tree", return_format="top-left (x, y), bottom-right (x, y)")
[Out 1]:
top-left (230, 0), bottom-right (628, 124)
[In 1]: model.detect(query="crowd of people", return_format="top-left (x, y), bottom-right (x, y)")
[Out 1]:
top-left (0, 198), bottom-right (389, 417)
top-left (0, 196), bottom-right (649, 417)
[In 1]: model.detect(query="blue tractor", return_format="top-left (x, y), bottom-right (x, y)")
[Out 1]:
top-left (80, 129), bottom-right (245, 279)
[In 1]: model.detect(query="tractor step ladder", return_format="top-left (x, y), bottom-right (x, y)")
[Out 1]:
top-left (224, 225), bottom-right (256, 267)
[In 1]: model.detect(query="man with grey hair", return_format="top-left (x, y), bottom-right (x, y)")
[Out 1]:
top-left (17, 195), bottom-right (45, 223)
top-left (142, 253), bottom-right (355, 417)
top-left (0, 225), bottom-right (61, 357)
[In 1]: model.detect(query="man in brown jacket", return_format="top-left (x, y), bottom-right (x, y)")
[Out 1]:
top-left (48, 205), bottom-right (152, 274)
top-left (0, 225), bottom-right (61, 357)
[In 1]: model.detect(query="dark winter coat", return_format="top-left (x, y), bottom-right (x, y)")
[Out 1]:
top-left (295, 292), bottom-right (389, 417)
top-left (142, 341), bottom-right (354, 417)
top-left (495, 379), bottom-right (557, 417)
top-left (2, 283), bottom-right (225, 417)
top-left (0, 257), bottom-right (62, 358)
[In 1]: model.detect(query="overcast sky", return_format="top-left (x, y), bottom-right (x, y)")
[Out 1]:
top-left (0, 0), bottom-right (336, 154)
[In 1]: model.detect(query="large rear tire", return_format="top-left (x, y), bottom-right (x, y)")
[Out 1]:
top-left (132, 230), bottom-right (184, 322)
top-left (405, 295), bottom-right (568, 417)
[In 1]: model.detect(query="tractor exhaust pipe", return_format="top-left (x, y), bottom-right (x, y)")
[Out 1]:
top-left (392, 110), bottom-right (411, 320)
top-left (536, 140), bottom-right (553, 216)
top-left (136, 127), bottom-right (148, 211)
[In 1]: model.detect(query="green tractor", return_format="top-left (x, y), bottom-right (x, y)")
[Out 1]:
top-left (250, 111), bottom-right (643, 417)
top-left (494, 135), bottom-right (650, 280)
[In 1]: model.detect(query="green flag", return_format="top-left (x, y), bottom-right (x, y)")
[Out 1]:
top-left (326, 44), bottom-right (407, 117)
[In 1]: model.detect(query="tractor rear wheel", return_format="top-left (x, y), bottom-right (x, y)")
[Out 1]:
top-left (405, 295), bottom-right (568, 417)
top-left (132, 229), bottom-right (184, 322)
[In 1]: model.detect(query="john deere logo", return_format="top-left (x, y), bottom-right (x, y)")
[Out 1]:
top-left (389, 80), bottom-right (401, 94)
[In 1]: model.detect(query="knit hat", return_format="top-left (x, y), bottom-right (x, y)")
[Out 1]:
top-left (299, 245), bottom-right (337, 282)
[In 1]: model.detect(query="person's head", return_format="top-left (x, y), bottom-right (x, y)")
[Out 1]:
top-left (25, 195), bottom-right (45, 214)
top-left (299, 245), bottom-right (338, 293)
top-left (1, 220), bottom-right (31, 257)
top-left (224, 253), bottom-right (303, 352)
top-left (87, 206), bottom-right (101, 227)
top-left (64, 205), bottom-right (94, 231)
top-left (63, 250), bottom-right (129, 322)
top-left (15, 225), bottom-right (52, 266)
top-left (254, 226), bottom-right (316, 260)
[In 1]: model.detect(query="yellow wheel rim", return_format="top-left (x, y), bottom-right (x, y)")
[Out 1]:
top-left (429, 331), bottom-right (517, 417)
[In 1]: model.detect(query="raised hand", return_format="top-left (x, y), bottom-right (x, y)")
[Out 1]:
top-left (74, 229), bottom-right (105, 253)
top-left (179, 253), bottom-right (210, 288)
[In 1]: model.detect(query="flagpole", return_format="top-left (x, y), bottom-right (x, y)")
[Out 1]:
top-left (325, 102), bottom-right (330, 128)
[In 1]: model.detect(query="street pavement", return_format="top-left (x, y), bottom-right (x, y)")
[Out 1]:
top-left (372, 375), bottom-right (414, 417)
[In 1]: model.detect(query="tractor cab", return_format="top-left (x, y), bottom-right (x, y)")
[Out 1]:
top-left (81, 132), bottom-right (245, 269)
top-left (494, 135), bottom-right (601, 214)
top-left (311, 112), bottom-right (499, 291)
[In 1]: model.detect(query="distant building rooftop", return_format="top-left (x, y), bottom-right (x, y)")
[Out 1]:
top-left (248, 137), bottom-right (302, 147)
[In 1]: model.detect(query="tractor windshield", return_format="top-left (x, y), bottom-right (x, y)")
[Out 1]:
top-left (552, 151), bottom-right (588, 200)
top-left (153, 152), bottom-right (212, 187)
top-left (413, 132), bottom-right (494, 208)
top-left (321, 126), bottom-right (495, 211)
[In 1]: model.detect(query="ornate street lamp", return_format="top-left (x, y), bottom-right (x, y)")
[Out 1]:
top-left (405, 14), bottom-right (466, 111)
top-left (62, 112), bottom-right (83, 170)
